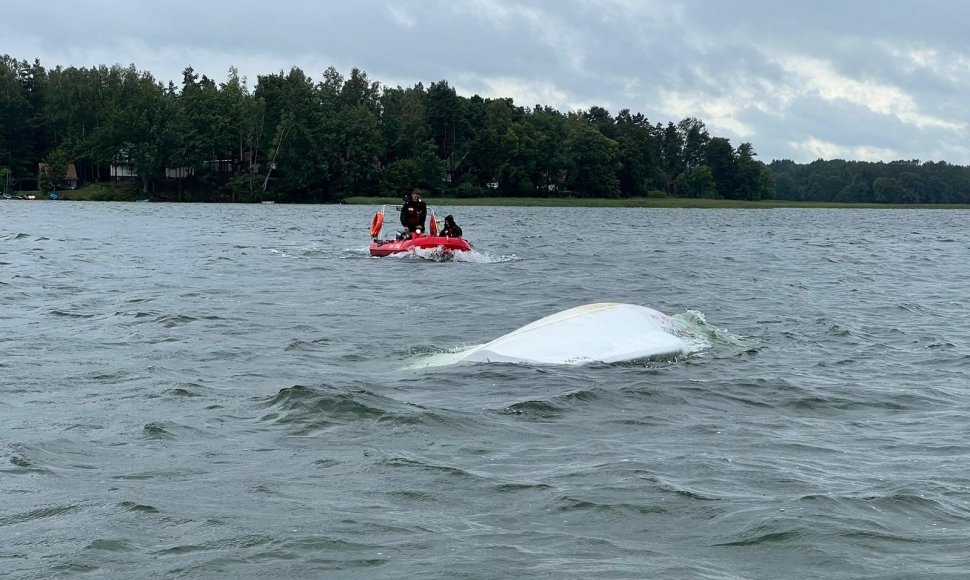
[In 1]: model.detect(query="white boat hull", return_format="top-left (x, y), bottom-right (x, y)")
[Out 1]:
top-left (455, 303), bottom-right (686, 365)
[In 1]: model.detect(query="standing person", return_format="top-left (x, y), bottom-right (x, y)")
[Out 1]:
top-left (400, 189), bottom-right (427, 233)
top-left (440, 214), bottom-right (463, 238)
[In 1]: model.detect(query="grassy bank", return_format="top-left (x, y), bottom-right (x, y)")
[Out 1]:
top-left (342, 196), bottom-right (970, 209)
top-left (54, 183), bottom-right (141, 201)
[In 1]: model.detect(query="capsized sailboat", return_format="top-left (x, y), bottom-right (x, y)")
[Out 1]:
top-left (453, 303), bottom-right (687, 365)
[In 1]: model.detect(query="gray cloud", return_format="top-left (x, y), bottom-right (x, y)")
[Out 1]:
top-left (7, 0), bottom-right (970, 163)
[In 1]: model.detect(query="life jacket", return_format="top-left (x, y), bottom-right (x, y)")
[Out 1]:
top-left (401, 200), bottom-right (426, 227)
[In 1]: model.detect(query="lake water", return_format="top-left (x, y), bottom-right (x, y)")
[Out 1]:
top-left (2, 201), bottom-right (969, 579)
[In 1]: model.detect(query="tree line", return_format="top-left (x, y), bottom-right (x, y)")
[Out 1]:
top-left (0, 55), bottom-right (776, 202)
top-left (2, 54), bottom-right (970, 204)
top-left (770, 158), bottom-right (970, 204)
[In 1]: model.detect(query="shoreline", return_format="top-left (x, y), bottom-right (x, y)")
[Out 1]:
top-left (342, 196), bottom-right (970, 210)
top-left (19, 185), bottom-right (970, 209)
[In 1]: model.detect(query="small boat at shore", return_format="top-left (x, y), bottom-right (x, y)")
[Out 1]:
top-left (367, 205), bottom-right (472, 257)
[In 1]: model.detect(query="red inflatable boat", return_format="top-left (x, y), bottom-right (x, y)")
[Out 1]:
top-left (369, 233), bottom-right (473, 257)
top-left (367, 205), bottom-right (472, 257)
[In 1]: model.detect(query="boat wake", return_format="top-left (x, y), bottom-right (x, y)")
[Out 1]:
top-left (383, 247), bottom-right (520, 263)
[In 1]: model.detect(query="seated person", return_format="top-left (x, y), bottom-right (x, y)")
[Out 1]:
top-left (395, 228), bottom-right (412, 241)
top-left (440, 215), bottom-right (463, 238)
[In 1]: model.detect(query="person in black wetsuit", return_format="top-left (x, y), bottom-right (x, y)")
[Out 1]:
top-left (400, 189), bottom-right (427, 234)
top-left (440, 214), bottom-right (463, 238)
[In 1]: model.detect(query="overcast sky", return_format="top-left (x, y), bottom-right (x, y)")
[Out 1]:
top-left (9, 0), bottom-right (970, 164)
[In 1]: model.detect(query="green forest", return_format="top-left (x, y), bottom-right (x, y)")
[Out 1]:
top-left (3, 54), bottom-right (970, 204)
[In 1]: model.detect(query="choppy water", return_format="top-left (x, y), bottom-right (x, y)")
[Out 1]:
top-left (2, 201), bottom-right (969, 579)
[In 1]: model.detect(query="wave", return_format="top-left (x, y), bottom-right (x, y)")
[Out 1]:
top-left (379, 456), bottom-right (474, 478)
top-left (493, 387), bottom-right (604, 420)
top-left (798, 486), bottom-right (970, 523)
top-left (1, 443), bottom-right (52, 476)
top-left (256, 385), bottom-right (459, 435)
top-left (0, 504), bottom-right (82, 527)
top-left (671, 309), bottom-right (757, 357)
top-left (49, 309), bottom-right (96, 319)
top-left (553, 495), bottom-right (668, 516)
top-left (118, 501), bottom-right (160, 514)
top-left (498, 400), bottom-right (565, 420)
top-left (713, 524), bottom-right (804, 547)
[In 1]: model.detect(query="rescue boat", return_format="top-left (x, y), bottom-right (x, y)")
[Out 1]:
top-left (367, 205), bottom-right (472, 257)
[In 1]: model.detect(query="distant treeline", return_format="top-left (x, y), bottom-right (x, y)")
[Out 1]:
top-left (770, 158), bottom-right (970, 204)
top-left (2, 55), bottom-right (969, 204)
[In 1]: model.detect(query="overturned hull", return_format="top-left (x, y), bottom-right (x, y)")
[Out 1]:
top-left (455, 303), bottom-right (687, 365)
